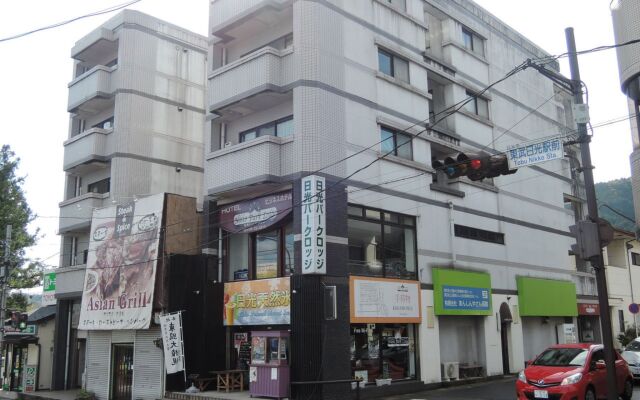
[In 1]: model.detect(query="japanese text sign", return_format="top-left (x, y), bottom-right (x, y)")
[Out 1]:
top-left (506, 136), bottom-right (564, 169)
top-left (301, 175), bottom-right (326, 274)
top-left (442, 285), bottom-right (490, 311)
top-left (349, 277), bottom-right (421, 323)
top-left (160, 312), bottom-right (185, 374)
top-left (42, 270), bottom-right (56, 306)
top-left (223, 278), bottom-right (290, 326)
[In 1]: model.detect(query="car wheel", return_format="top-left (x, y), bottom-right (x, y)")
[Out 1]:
top-left (585, 387), bottom-right (596, 400)
top-left (621, 379), bottom-right (633, 400)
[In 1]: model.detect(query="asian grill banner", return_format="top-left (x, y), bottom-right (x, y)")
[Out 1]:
top-left (223, 277), bottom-right (290, 326)
top-left (160, 312), bottom-right (185, 374)
top-left (78, 193), bottom-right (164, 330)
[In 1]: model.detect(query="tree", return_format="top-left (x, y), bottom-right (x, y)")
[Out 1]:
top-left (6, 292), bottom-right (28, 312)
top-left (0, 145), bottom-right (43, 290)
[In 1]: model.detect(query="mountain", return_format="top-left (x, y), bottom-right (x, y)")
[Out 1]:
top-left (595, 177), bottom-right (636, 232)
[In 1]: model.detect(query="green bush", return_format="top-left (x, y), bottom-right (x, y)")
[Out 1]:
top-left (617, 326), bottom-right (638, 348)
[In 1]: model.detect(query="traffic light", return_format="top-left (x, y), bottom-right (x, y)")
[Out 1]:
top-left (569, 220), bottom-right (600, 260)
top-left (10, 311), bottom-right (18, 329)
top-left (18, 313), bottom-right (28, 330)
top-left (432, 152), bottom-right (517, 181)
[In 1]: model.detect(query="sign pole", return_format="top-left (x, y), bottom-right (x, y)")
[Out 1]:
top-left (178, 311), bottom-right (187, 388)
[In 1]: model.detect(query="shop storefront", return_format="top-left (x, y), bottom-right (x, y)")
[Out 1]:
top-left (577, 303), bottom-right (601, 343)
top-left (432, 268), bottom-right (492, 380)
top-left (349, 276), bottom-right (421, 384)
top-left (517, 277), bottom-right (578, 361)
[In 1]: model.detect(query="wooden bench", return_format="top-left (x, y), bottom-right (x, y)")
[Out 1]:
top-left (210, 369), bottom-right (244, 392)
top-left (188, 374), bottom-right (216, 391)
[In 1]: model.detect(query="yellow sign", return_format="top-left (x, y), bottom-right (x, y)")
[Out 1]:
top-left (223, 277), bottom-right (290, 326)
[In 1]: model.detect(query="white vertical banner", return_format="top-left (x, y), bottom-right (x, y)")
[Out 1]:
top-left (159, 312), bottom-right (185, 374)
top-left (301, 175), bottom-right (326, 274)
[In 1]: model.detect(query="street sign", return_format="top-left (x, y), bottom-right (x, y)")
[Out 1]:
top-left (629, 303), bottom-right (639, 314)
top-left (506, 136), bottom-right (564, 169)
top-left (42, 270), bottom-right (56, 306)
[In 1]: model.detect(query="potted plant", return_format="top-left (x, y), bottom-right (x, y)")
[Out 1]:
top-left (76, 389), bottom-right (95, 400)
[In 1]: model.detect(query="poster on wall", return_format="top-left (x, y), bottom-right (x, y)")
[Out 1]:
top-left (301, 175), bottom-right (326, 274)
top-left (78, 193), bottom-right (164, 330)
top-left (42, 270), bottom-right (56, 306)
top-left (219, 192), bottom-right (292, 233)
top-left (432, 268), bottom-right (493, 316)
top-left (223, 277), bottom-right (290, 326)
top-left (159, 312), bottom-right (185, 374)
top-left (349, 277), bottom-right (421, 323)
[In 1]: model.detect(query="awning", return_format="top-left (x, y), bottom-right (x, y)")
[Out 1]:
top-left (3, 334), bottom-right (38, 345)
top-left (517, 277), bottom-right (577, 317)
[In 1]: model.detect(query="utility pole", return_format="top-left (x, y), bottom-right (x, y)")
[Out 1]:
top-left (1, 225), bottom-right (11, 345)
top-left (565, 28), bottom-right (618, 400)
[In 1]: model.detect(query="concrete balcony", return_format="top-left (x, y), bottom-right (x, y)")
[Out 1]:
top-left (210, 0), bottom-right (291, 42)
top-left (68, 65), bottom-right (116, 114)
top-left (59, 192), bottom-right (109, 233)
top-left (63, 127), bottom-right (112, 172)
top-left (205, 135), bottom-right (294, 193)
top-left (209, 47), bottom-right (294, 119)
top-left (71, 27), bottom-right (117, 63)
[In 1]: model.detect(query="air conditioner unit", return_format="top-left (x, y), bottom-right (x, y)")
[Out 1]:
top-left (441, 362), bottom-right (459, 381)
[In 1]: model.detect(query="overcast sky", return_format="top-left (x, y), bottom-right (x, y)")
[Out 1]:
top-left (0, 0), bottom-right (632, 272)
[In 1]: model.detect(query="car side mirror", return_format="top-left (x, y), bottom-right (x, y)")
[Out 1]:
top-left (525, 360), bottom-right (533, 367)
top-left (595, 361), bottom-right (606, 370)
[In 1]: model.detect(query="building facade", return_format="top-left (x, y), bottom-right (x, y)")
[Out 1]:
top-left (203, 0), bottom-right (593, 397)
top-left (611, 0), bottom-right (640, 239)
top-left (53, 10), bottom-right (207, 393)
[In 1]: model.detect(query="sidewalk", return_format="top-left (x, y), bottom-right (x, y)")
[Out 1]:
top-left (0, 390), bottom-right (80, 400)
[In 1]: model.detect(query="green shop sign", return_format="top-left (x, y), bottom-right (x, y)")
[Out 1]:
top-left (433, 268), bottom-right (492, 316)
top-left (516, 277), bottom-right (577, 317)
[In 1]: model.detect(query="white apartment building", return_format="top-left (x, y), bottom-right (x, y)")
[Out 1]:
top-left (203, 0), bottom-right (592, 397)
top-left (53, 10), bottom-right (207, 395)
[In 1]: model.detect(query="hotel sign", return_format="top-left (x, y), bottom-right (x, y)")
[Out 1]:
top-left (219, 192), bottom-right (292, 233)
top-left (301, 175), bottom-right (326, 274)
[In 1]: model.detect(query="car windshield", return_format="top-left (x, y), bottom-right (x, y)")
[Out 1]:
top-left (626, 341), bottom-right (640, 352)
top-left (533, 348), bottom-right (588, 367)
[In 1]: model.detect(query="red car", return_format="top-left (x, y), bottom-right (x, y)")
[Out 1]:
top-left (516, 343), bottom-right (633, 400)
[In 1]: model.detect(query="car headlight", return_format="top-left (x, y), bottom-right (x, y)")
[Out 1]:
top-left (560, 373), bottom-right (582, 386)
top-left (518, 370), bottom-right (527, 383)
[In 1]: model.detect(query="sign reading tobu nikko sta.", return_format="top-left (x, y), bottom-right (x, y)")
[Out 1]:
top-left (506, 135), bottom-right (564, 169)
top-left (78, 193), bottom-right (164, 330)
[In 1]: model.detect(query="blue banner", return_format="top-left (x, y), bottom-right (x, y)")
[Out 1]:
top-left (442, 285), bottom-right (490, 311)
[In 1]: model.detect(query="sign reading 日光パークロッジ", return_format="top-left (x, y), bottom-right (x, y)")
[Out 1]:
top-left (78, 193), bottom-right (164, 330)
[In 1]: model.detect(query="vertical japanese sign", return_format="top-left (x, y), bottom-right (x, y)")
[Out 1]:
top-left (42, 270), bottom-right (56, 306)
top-left (301, 175), bottom-right (326, 274)
top-left (159, 312), bottom-right (185, 374)
top-left (24, 365), bottom-right (37, 392)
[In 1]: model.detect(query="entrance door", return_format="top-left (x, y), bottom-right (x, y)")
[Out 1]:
top-left (500, 323), bottom-right (510, 374)
top-left (111, 344), bottom-right (133, 400)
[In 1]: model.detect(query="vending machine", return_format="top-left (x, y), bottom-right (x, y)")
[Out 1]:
top-left (249, 331), bottom-right (290, 399)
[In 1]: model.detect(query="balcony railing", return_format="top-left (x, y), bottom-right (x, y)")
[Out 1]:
top-left (63, 127), bottom-right (112, 171)
top-left (59, 192), bottom-right (109, 233)
top-left (68, 65), bottom-right (115, 112)
top-left (205, 135), bottom-right (294, 192)
top-left (208, 47), bottom-right (294, 112)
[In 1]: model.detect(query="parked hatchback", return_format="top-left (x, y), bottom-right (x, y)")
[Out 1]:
top-left (621, 338), bottom-right (640, 379)
top-left (516, 343), bottom-right (633, 400)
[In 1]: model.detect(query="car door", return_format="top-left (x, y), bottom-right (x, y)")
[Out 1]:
top-left (588, 349), bottom-right (607, 398)
top-left (615, 351), bottom-right (628, 391)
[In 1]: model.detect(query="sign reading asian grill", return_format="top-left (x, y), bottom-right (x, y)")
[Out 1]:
top-left (301, 175), bottom-right (326, 275)
top-left (349, 277), bottom-right (421, 323)
top-left (223, 278), bottom-right (290, 326)
top-left (219, 192), bottom-right (292, 233)
top-left (78, 193), bottom-right (164, 330)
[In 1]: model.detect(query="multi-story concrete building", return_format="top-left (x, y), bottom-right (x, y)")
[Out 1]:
top-left (611, 0), bottom-right (640, 239)
top-left (53, 10), bottom-right (207, 394)
top-left (202, 0), bottom-right (592, 398)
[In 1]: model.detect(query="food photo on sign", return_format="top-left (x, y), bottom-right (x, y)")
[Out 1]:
top-left (78, 194), bottom-right (164, 330)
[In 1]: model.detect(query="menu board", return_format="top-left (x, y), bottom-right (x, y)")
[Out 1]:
top-left (238, 341), bottom-right (251, 370)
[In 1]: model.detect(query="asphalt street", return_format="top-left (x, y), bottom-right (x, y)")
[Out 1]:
top-left (384, 377), bottom-right (640, 400)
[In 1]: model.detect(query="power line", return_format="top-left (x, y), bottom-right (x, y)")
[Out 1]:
top-left (599, 203), bottom-right (636, 224)
top-left (0, 0), bottom-right (142, 43)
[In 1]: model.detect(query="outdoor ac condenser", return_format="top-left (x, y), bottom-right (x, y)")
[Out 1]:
top-left (441, 362), bottom-right (459, 381)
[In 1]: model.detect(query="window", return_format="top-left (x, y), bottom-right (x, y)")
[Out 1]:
top-left (378, 49), bottom-right (409, 83)
top-left (87, 178), bottom-right (110, 194)
top-left (463, 91), bottom-right (489, 119)
top-left (454, 224), bottom-right (504, 245)
top-left (93, 116), bottom-right (114, 130)
top-left (239, 116), bottom-right (293, 143)
top-left (461, 27), bottom-right (484, 57)
top-left (632, 253), bottom-right (640, 266)
top-left (385, 0), bottom-right (406, 11)
top-left (380, 127), bottom-right (413, 160)
top-left (348, 205), bottom-right (417, 279)
top-left (619, 309), bottom-right (625, 333)
top-left (225, 222), bottom-right (294, 281)
top-left (351, 324), bottom-right (417, 382)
